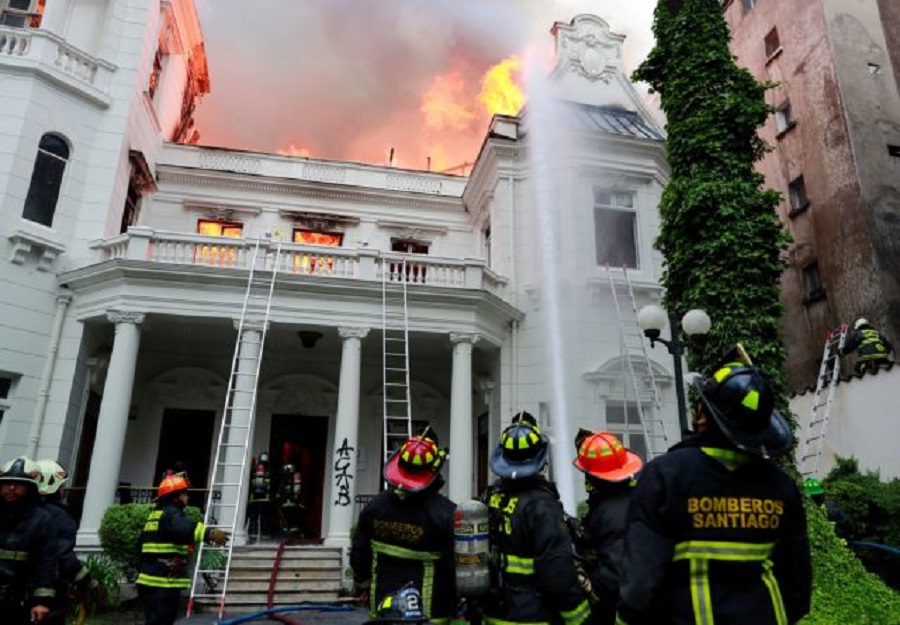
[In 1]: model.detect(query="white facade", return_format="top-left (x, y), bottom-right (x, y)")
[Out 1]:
top-left (0, 5), bottom-right (678, 547)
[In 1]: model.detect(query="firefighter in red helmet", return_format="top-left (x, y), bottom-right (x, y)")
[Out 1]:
top-left (572, 431), bottom-right (642, 625)
top-left (136, 472), bottom-right (230, 625)
top-left (351, 427), bottom-right (456, 623)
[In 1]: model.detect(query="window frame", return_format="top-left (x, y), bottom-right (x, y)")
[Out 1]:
top-left (593, 187), bottom-right (639, 270)
top-left (22, 132), bottom-right (71, 228)
top-left (742, 0), bottom-right (760, 13)
top-left (802, 261), bottom-right (826, 305)
top-left (775, 100), bottom-right (796, 137)
top-left (0, 0), bottom-right (43, 28)
top-left (788, 175), bottom-right (810, 217)
top-left (390, 239), bottom-right (430, 255)
top-left (604, 400), bottom-right (649, 462)
top-left (764, 27), bottom-right (782, 61)
top-left (0, 376), bottom-right (14, 426)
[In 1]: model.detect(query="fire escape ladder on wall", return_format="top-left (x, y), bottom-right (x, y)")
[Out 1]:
top-left (188, 236), bottom-right (283, 618)
top-left (382, 254), bottom-right (414, 467)
top-left (606, 266), bottom-right (670, 460)
top-left (798, 324), bottom-right (848, 478)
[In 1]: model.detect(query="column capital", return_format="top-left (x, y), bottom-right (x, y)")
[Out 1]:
top-left (56, 293), bottom-right (73, 306)
top-left (233, 318), bottom-right (269, 332)
top-left (339, 326), bottom-right (370, 340)
top-left (450, 332), bottom-right (480, 346)
top-left (107, 310), bottom-right (145, 325)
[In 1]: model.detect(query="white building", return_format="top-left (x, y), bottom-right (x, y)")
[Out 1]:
top-left (0, 2), bottom-right (677, 547)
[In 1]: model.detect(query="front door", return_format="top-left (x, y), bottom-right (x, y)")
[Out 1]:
top-left (154, 408), bottom-right (215, 493)
top-left (270, 414), bottom-right (328, 540)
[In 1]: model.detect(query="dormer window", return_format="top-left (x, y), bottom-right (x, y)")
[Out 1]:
top-left (0, 0), bottom-right (44, 28)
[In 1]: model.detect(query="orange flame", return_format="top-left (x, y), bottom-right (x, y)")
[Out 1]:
top-left (277, 143), bottom-right (312, 158)
top-left (420, 68), bottom-right (478, 132)
top-left (479, 55), bottom-right (524, 116)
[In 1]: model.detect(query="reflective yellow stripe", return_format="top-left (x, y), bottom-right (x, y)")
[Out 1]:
top-left (484, 618), bottom-right (549, 625)
top-left (615, 616), bottom-right (630, 625)
top-left (422, 559), bottom-right (434, 618)
top-left (674, 540), bottom-right (775, 562)
top-left (371, 540), bottom-right (442, 561)
top-left (761, 560), bottom-right (788, 625)
top-left (33, 587), bottom-right (56, 598)
top-left (502, 554), bottom-right (535, 575)
top-left (136, 572), bottom-right (191, 588)
top-left (0, 549), bottom-right (28, 561)
top-left (194, 522), bottom-right (207, 543)
top-left (561, 598), bottom-right (591, 625)
top-left (700, 447), bottom-right (752, 471)
top-left (141, 542), bottom-right (190, 555)
top-left (690, 559), bottom-right (713, 625)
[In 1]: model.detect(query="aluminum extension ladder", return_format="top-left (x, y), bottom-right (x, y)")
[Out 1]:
top-left (606, 266), bottom-right (671, 459)
top-left (382, 255), bottom-right (414, 465)
top-left (188, 236), bottom-right (282, 618)
top-left (798, 324), bottom-right (848, 478)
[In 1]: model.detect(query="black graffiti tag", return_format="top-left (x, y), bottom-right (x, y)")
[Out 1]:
top-left (333, 437), bottom-right (355, 506)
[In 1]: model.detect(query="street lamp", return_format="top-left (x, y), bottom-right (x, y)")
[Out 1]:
top-left (637, 304), bottom-right (712, 438)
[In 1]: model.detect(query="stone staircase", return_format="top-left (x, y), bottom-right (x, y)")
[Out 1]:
top-left (200, 544), bottom-right (345, 613)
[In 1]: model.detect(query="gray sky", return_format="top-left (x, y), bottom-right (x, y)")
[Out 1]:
top-left (191, 0), bottom-right (657, 170)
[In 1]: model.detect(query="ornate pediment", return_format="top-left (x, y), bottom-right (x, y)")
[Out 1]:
top-left (552, 14), bottom-right (623, 85)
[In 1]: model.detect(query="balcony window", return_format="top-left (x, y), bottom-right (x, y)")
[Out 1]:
top-left (605, 401), bottom-right (648, 462)
top-left (390, 239), bottom-right (429, 283)
top-left (196, 220), bottom-right (242, 266)
top-left (594, 187), bottom-right (638, 269)
top-left (0, 0), bottom-right (44, 28)
top-left (22, 133), bottom-right (70, 228)
top-left (803, 261), bottom-right (825, 304)
top-left (292, 228), bottom-right (343, 274)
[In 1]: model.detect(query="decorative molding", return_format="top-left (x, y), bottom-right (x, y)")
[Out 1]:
top-left (106, 310), bottom-right (146, 325)
top-left (553, 14), bottom-right (623, 84)
top-left (450, 332), bottom-right (480, 346)
top-left (7, 226), bottom-right (66, 271)
top-left (338, 326), bottom-right (370, 340)
top-left (197, 152), bottom-right (262, 175)
top-left (386, 173), bottom-right (443, 194)
top-left (302, 163), bottom-right (347, 184)
top-left (375, 220), bottom-right (449, 239)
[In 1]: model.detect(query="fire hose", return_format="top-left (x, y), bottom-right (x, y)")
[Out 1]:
top-left (216, 603), bottom-right (355, 625)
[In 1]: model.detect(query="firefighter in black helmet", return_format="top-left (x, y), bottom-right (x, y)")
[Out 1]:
top-left (0, 456), bottom-right (57, 624)
top-left (480, 412), bottom-right (592, 625)
top-left (617, 352), bottom-right (812, 625)
top-left (842, 318), bottom-right (894, 374)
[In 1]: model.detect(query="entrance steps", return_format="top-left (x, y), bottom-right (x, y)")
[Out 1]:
top-left (196, 544), bottom-right (344, 614)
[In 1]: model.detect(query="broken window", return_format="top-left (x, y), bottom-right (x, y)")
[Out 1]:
top-left (594, 187), bottom-right (639, 269)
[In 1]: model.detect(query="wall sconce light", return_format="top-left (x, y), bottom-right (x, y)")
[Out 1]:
top-left (298, 330), bottom-right (324, 349)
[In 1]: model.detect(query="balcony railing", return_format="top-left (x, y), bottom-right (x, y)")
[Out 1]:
top-left (90, 227), bottom-right (510, 299)
top-left (0, 25), bottom-right (114, 104)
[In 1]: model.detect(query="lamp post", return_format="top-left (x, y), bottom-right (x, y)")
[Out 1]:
top-left (637, 304), bottom-right (711, 438)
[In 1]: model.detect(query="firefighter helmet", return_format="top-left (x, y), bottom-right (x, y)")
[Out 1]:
top-left (573, 432), bottom-right (643, 482)
top-left (36, 459), bottom-right (69, 495)
top-left (383, 433), bottom-right (447, 493)
top-left (693, 363), bottom-right (792, 458)
top-left (365, 584), bottom-right (430, 623)
top-left (803, 477), bottom-right (825, 497)
top-left (156, 471), bottom-right (191, 500)
top-left (489, 414), bottom-right (548, 480)
top-left (854, 318), bottom-right (870, 331)
top-left (0, 456), bottom-right (42, 488)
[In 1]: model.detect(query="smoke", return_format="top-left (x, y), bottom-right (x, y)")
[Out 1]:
top-left (191, 0), bottom-right (656, 171)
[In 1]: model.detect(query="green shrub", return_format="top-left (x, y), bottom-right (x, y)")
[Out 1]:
top-left (98, 503), bottom-right (204, 577)
top-left (82, 553), bottom-right (123, 611)
top-left (801, 498), bottom-right (900, 625)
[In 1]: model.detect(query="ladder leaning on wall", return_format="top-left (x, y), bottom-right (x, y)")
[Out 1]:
top-left (382, 254), bottom-right (414, 467)
top-left (797, 324), bottom-right (848, 478)
top-left (187, 236), bottom-right (283, 618)
top-left (606, 266), bottom-right (671, 460)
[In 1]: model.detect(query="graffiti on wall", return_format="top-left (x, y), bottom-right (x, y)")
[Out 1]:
top-left (333, 437), bottom-right (355, 506)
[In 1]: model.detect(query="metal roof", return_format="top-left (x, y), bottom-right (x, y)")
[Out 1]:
top-left (569, 103), bottom-right (664, 142)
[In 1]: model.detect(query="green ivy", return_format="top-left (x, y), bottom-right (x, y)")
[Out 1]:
top-left (634, 0), bottom-right (900, 619)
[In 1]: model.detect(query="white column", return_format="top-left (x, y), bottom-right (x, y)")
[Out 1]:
top-left (449, 333), bottom-right (479, 503)
top-left (229, 320), bottom-right (265, 546)
top-left (76, 311), bottom-right (144, 546)
top-left (324, 326), bottom-right (369, 547)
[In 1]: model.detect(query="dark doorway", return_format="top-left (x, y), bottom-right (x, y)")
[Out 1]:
top-left (270, 415), bottom-right (329, 540)
top-left (477, 413), bottom-right (489, 495)
top-left (154, 408), bottom-right (215, 489)
top-left (70, 391), bottom-right (101, 524)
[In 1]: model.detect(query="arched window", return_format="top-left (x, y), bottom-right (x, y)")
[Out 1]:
top-left (22, 133), bottom-right (70, 227)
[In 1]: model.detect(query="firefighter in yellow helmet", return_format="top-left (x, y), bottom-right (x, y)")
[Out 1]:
top-left (572, 432), bottom-right (643, 625)
top-left (351, 427), bottom-right (456, 624)
top-left (136, 472), bottom-right (230, 625)
top-left (0, 456), bottom-right (57, 624)
top-left (479, 412), bottom-right (592, 625)
top-left (617, 355), bottom-right (812, 624)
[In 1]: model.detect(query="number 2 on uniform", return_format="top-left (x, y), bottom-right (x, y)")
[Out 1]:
top-left (407, 594), bottom-right (420, 611)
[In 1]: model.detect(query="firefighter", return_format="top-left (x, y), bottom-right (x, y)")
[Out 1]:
top-left (842, 318), bottom-right (894, 374)
top-left (572, 432), bottom-right (642, 625)
top-left (480, 412), bottom-right (592, 625)
top-left (803, 478), bottom-right (853, 539)
top-left (0, 456), bottom-right (57, 624)
top-left (351, 427), bottom-right (455, 624)
top-left (136, 471), bottom-right (230, 625)
top-left (278, 463), bottom-right (305, 538)
top-left (248, 452), bottom-right (273, 540)
top-left (617, 357), bottom-right (812, 625)
top-left (36, 459), bottom-right (94, 625)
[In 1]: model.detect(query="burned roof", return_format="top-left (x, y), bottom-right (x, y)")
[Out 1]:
top-left (568, 102), bottom-right (664, 142)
